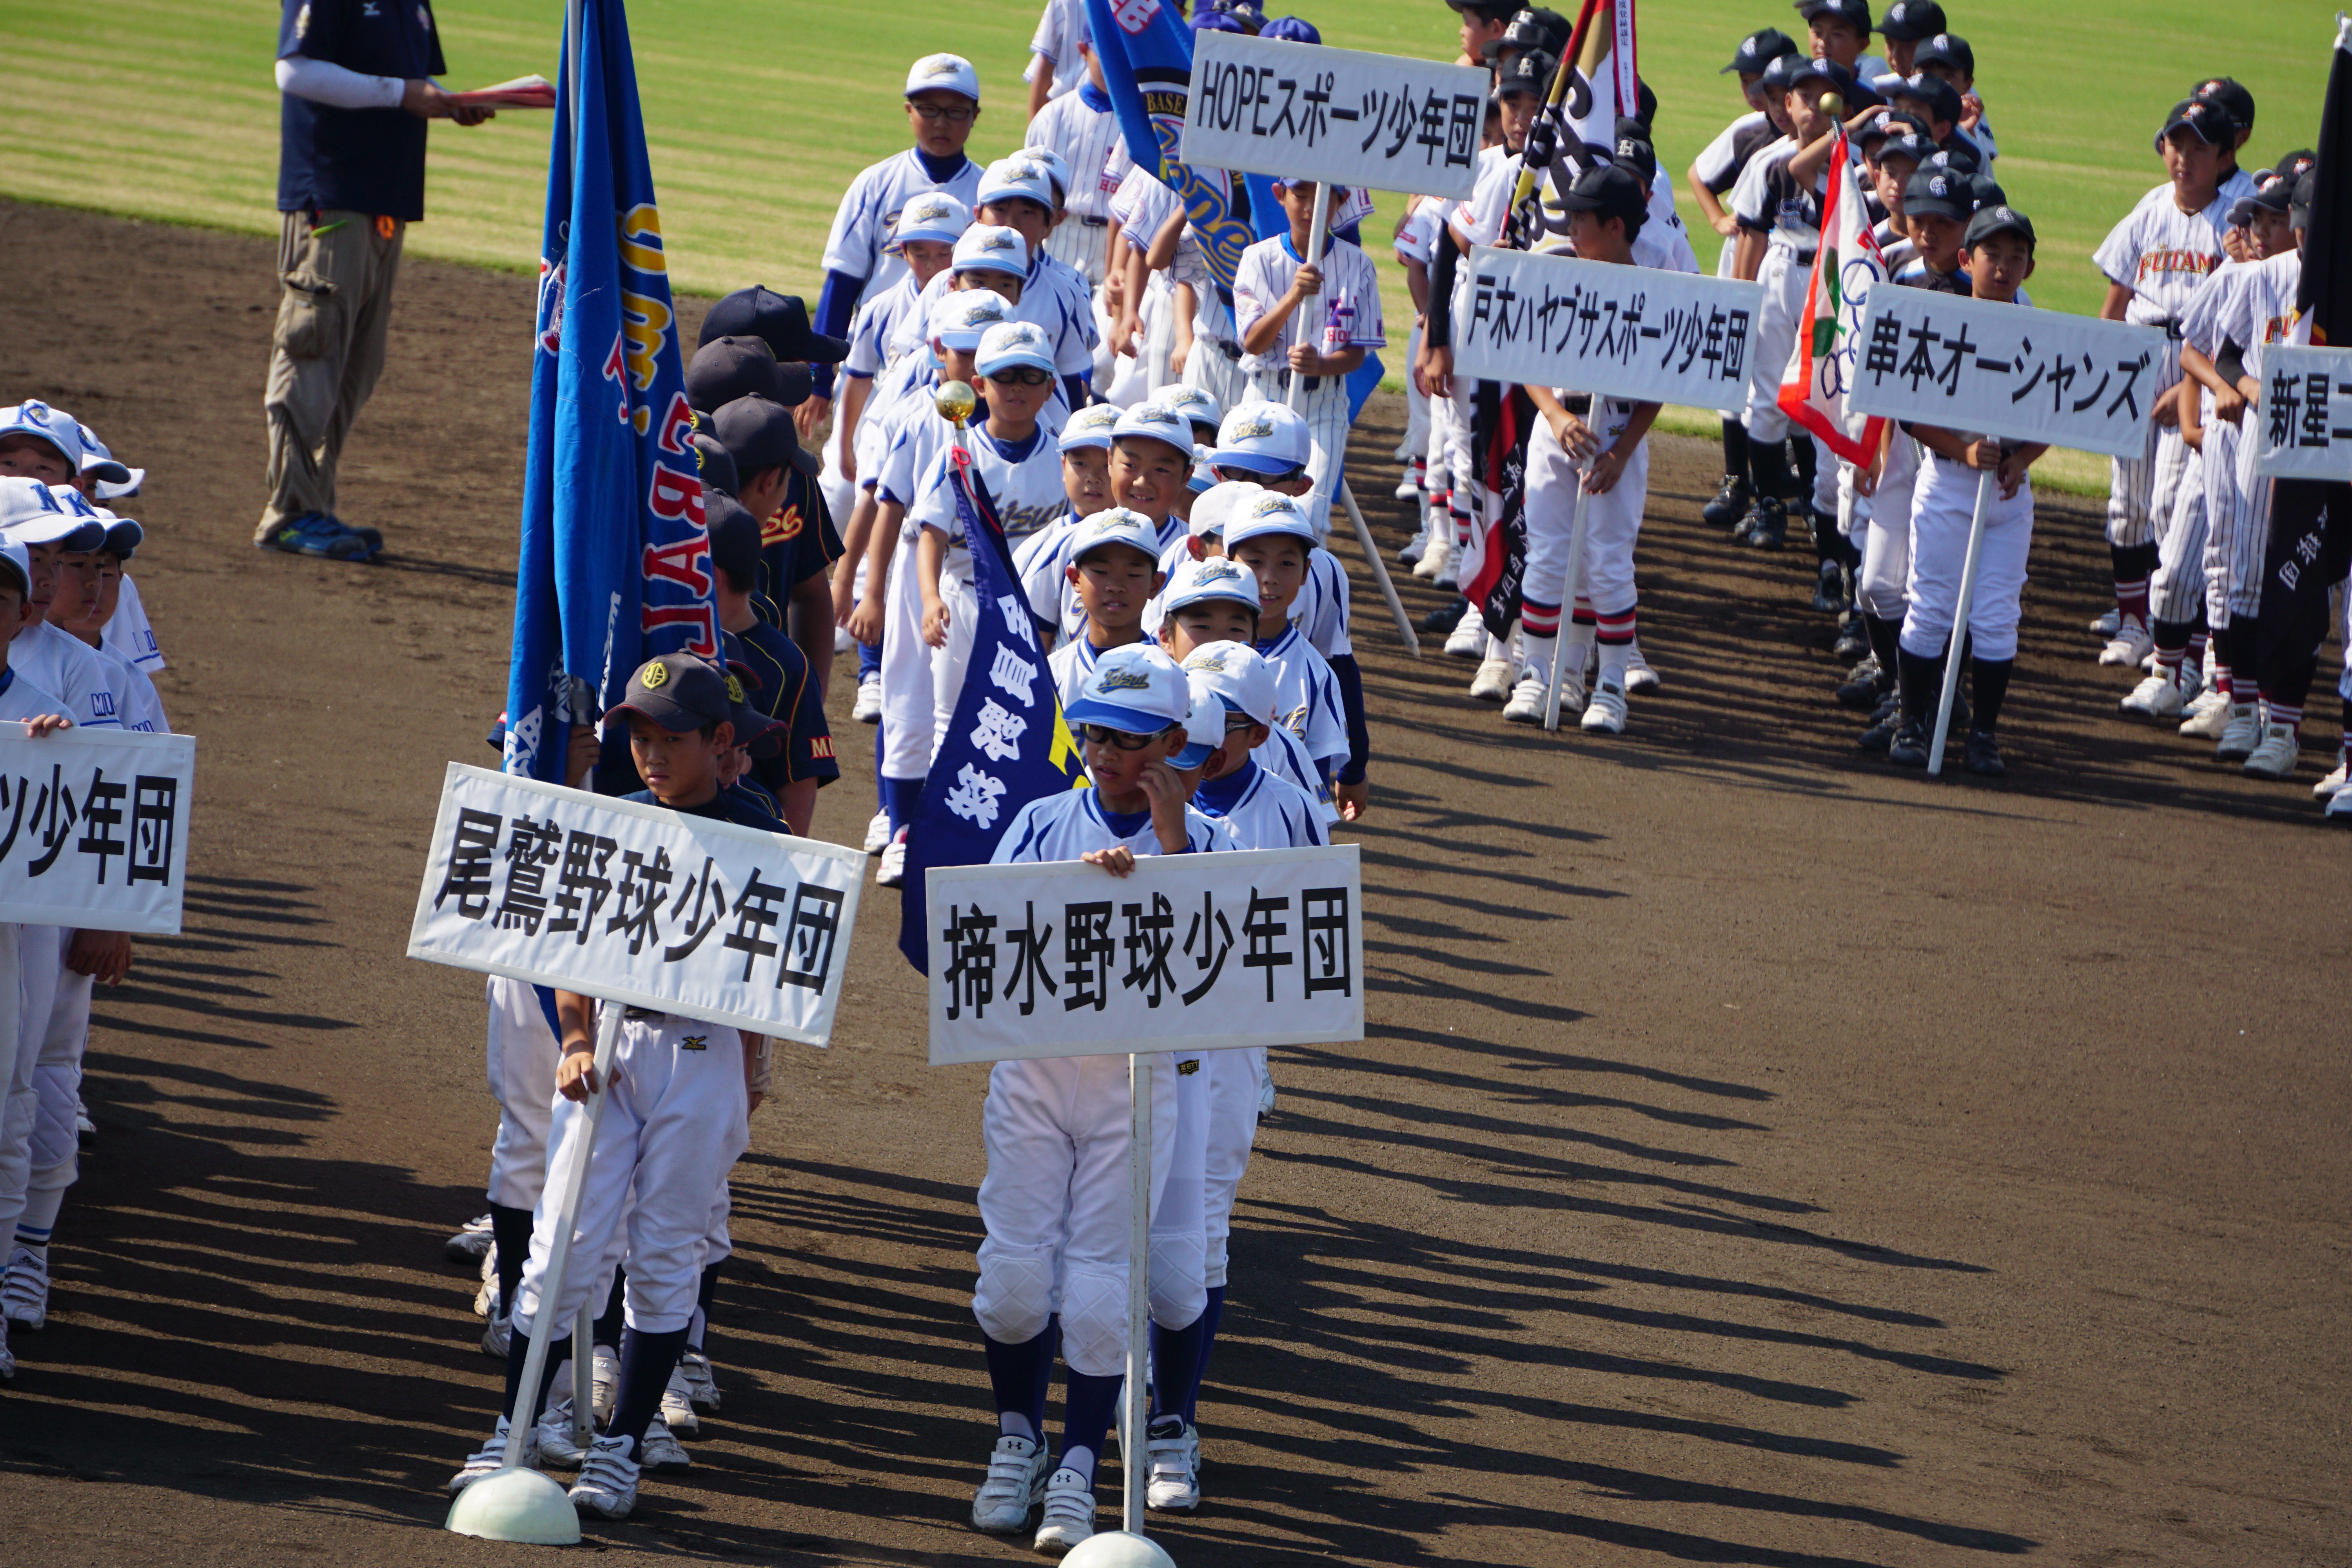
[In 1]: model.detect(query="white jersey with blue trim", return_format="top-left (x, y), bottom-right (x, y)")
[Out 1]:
top-left (91, 641), bottom-right (169, 733)
top-left (10, 622), bottom-right (122, 730)
top-left (914, 258), bottom-right (1100, 378)
top-left (104, 574), bottom-right (164, 673)
top-left (0, 665), bottom-right (66, 726)
top-left (907, 424), bottom-right (1071, 563)
top-left (843, 273), bottom-right (929, 381)
top-left (873, 394), bottom-right (952, 510)
top-left (1046, 629), bottom-right (1107, 710)
top-left (1194, 760), bottom-right (1328, 852)
top-left (1258, 710), bottom-right (1338, 821)
top-left (1254, 623), bottom-right (1347, 775)
top-left (1031, 513), bottom-right (1183, 639)
top-left (1291, 546), bottom-right (1354, 661)
top-left (993, 786), bottom-right (1227, 865)
top-left (822, 149), bottom-right (983, 301)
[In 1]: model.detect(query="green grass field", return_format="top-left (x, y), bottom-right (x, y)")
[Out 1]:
top-left (2, 0), bottom-right (2338, 488)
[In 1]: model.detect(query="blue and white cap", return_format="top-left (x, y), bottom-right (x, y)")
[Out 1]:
top-left (1023, 146), bottom-right (1074, 206)
top-left (1189, 480), bottom-right (1263, 540)
top-left (1112, 401), bottom-right (1198, 457)
top-left (99, 510), bottom-right (143, 558)
top-left (1160, 384), bottom-right (1223, 434)
top-left (1058, 402), bottom-right (1123, 453)
top-left (891, 192), bottom-right (972, 249)
top-left (1187, 458), bottom-right (1217, 495)
top-left (1209, 400), bottom-right (1311, 475)
top-left (1068, 506), bottom-right (1163, 565)
top-left (0, 476), bottom-right (105, 550)
top-left (929, 289), bottom-right (1011, 350)
top-left (1065, 642), bottom-right (1193, 736)
top-left (979, 156), bottom-right (1058, 213)
top-left (0, 536), bottom-right (29, 599)
top-left (951, 223), bottom-right (1031, 278)
top-left (1161, 553), bottom-right (1261, 615)
top-left (976, 321), bottom-right (1057, 377)
top-left (1181, 640), bottom-right (1279, 728)
top-left (0, 400), bottom-right (109, 479)
top-left (71, 422), bottom-right (137, 490)
top-left (1221, 489), bottom-right (1318, 550)
top-left (905, 53), bottom-right (979, 102)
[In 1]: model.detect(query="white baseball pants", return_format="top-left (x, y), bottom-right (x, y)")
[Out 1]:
top-left (1900, 453), bottom-right (2034, 663)
top-left (485, 975), bottom-right (561, 1212)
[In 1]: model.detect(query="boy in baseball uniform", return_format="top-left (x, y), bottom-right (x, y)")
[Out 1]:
top-left (1047, 508), bottom-right (1167, 706)
top-left (1224, 494), bottom-right (1350, 799)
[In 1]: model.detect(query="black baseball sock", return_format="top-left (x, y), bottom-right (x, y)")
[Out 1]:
top-left (593, 1269), bottom-right (626, 1348)
top-left (609, 1325), bottom-right (691, 1454)
top-left (1749, 437), bottom-right (1793, 503)
top-left (982, 1318), bottom-right (1058, 1443)
top-left (501, 1314), bottom-right (567, 1426)
top-left (1970, 657), bottom-right (2014, 732)
top-left (1719, 417), bottom-right (1749, 482)
top-left (1865, 613), bottom-right (1903, 677)
top-left (489, 1202), bottom-right (532, 1321)
top-left (1896, 646), bottom-right (1942, 726)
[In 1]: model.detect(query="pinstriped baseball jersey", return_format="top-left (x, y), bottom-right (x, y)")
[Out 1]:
top-left (1027, 87), bottom-right (1119, 222)
top-left (1022, 0), bottom-right (1088, 101)
top-left (2093, 181), bottom-right (2233, 327)
top-left (1233, 233), bottom-right (1385, 377)
top-left (822, 149), bottom-right (983, 300)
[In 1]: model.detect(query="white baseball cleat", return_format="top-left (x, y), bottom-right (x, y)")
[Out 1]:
top-left (1622, 644), bottom-right (1661, 695)
top-left (2118, 672), bottom-right (2184, 719)
top-left (970, 1433), bottom-right (1049, 1533)
top-left (2214, 703), bottom-right (2261, 760)
top-left (473, 1247), bottom-right (498, 1318)
top-left (863, 809), bottom-right (892, 855)
top-left (2087, 607), bottom-right (2122, 637)
top-left (1580, 679), bottom-right (1629, 735)
top-left (75, 1100), bottom-right (95, 1143)
top-left (1145, 1416), bottom-right (1201, 1511)
top-left (450, 1417), bottom-right (540, 1494)
top-left (2098, 614), bottom-right (2153, 667)
top-left (2313, 760), bottom-right (2350, 799)
top-left (2328, 782), bottom-right (2352, 819)
top-left (1031, 1467), bottom-right (1098, 1556)
top-left (1443, 604), bottom-right (1486, 659)
top-left (535, 1396), bottom-right (589, 1468)
top-left (4, 1246), bottom-right (50, 1330)
top-left (679, 1349), bottom-right (722, 1412)
top-left (1413, 530), bottom-right (1451, 580)
top-left (1503, 673), bottom-right (1581, 724)
top-left (2242, 723), bottom-right (2301, 779)
top-left (567, 1435), bottom-right (641, 1519)
top-left (481, 1310), bottom-right (512, 1360)
top-left (638, 1419), bottom-right (692, 1474)
top-left (591, 1347), bottom-right (619, 1424)
top-left (1392, 477), bottom-right (1421, 503)
top-left (659, 1366), bottom-right (700, 1438)
top-left (1469, 657), bottom-right (1515, 702)
top-left (1397, 526), bottom-right (1427, 564)
top-left (1258, 1062), bottom-right (1277, 1116)
top-left (852, 670), bottom-right (883, 724)
top-left (876, 833), bottom-right (908, 887)
top-left (2178, 695), bottom-right (2230, 739)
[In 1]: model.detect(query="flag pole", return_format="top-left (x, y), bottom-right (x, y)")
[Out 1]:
top-left (1286, 182), bottom-right (1336, 413)
top-left (1926, 470), bottom-right (1994, 777)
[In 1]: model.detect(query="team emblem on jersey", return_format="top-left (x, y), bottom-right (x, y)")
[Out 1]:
top-left (1099, 668), bottom-right (1152, 690)
top-left (640, 662), bottom-right (669, 689)
top-left (725, 674), bottom-right (746, 704)
top-left (1231, 414), bottom-right (1274, 439)
top-left (1177, 1058), bottom-right (1200, 1075)
top-left (681, 1034), bottom-right (708, 1051)
top-left (294, 2), bottom-right (311, 36)
top-left (811, 735), bottom-right (835, 759)
top-left (764, 503), bottom-right (805, 545)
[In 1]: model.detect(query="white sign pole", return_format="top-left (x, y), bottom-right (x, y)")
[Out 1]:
top-left (1926, 471), bottom-right (1995, 777)
top-left (571, 1309), bottom-right (593, 1446)
top-left (1122, 1051), bottom-right (1153, 1535)
top-left (1284, 183), bottom-right (1335, 414)
top-left (1338, 480), bottom-right (1422, 658)
top-left (1543, 471), bottom-right (1593, 732)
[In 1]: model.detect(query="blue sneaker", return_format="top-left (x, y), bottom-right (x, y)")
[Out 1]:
top-left (328, 515), bottom-right (385, 555)
top-left (258, 513), bottom-right (370, 561)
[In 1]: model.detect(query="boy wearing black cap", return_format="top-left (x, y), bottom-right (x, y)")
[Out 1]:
top-left (1913, 34), bottom-right (1994, 163)
top-left (1446, 0), bottom-right (1516, 69)
top-left (708, 494), bottom-right (837, 835)
top-left (1887, 205), bottom-right (2045, 778)
top-left (1795, 0), bottom-right (1889, 87)
top-left (2089, 97), bottom-right (2236, 675)
top-left (710, 392), bottom-right (842, 689)
top-left (1875, 0), bottom-right (1942, 76)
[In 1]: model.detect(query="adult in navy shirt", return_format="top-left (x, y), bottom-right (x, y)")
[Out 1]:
top-left (262, 0), bottom-right (493, 561)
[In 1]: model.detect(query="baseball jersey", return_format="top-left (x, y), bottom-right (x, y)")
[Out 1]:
top-left (1048, 629), bottom-right (1116, 709)
top-left (875, 395), bottom-right (957, 510)
top-left (1289, 547), bottom-right (1353, 660)
top-left (822, 149), bottom-right (984, 302)
top-left (1191, 758), bottom-right (1328, 851)
top-left (2093, 183), bottom-right (2232, 328)
top-left (1023, 0), bottom-right (1089, 101)
top-left (0, 665), bottom-right (66, 726)
top-left (1395, 199), bottom-right (1441, 267)
top-left (1693, 111), bottom-right (1779, 196)
top-left (1233, 233), bottom-right (1386, 377)
top-left (1026, 85), bottom-right (1120, 225)
top-left (1448, 144), bottom-right (1525, 258)
top-left (104, 573), bottom-right (164, 673)
top-left (2214, 249), bottom-right (2306, 382)
top-left (1252, 623), bottom-right (1348, 773)
top-left (911, 259), bottom-right (1099, 408)
top-left (725, 618), bottom-right (839, 791)
top-left (90, 641), bottom-right (169, 733)
top-left (1256, 703), bottom-right (1338, 820)
top-left (993, 786), bottom-right (1226, 864)
top-left (843, 273), bottom-right (929, 381)
top-left (9, 622), bottom-right (122, 730)
top-left (623, 786), bottom-right (789, 836)
top-left (907, 424), bottom-right (1071, 563)
top-left (1731, 138), bottom-right (1822, 253)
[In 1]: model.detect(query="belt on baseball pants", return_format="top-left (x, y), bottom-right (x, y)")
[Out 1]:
top-left (622, 1005), bottom-right (669, 1022)
top-left (1211, 339), bottom-right (1242, 361)
top-left (1268, 367), bottom-right (1327, 393)
top-left (1081, 215), bottom-right (1109, 227)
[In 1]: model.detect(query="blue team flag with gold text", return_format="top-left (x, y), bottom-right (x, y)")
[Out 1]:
top-left (1085, 0), bottom-right (1256, 293)
top-left (897, 450), bottom-right (1087, 975)
top-left (505, 0), bottom-right (716, 789)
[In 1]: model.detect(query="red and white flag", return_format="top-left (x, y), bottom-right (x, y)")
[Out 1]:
top-left (1777, 132), bottom-right (1887, 465)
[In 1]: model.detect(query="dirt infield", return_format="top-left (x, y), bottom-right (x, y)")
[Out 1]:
top-left (0, 200), bottom-right (2345, 1568)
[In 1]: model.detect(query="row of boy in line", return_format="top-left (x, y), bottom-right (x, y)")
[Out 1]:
top-left (0, 399), bottom-right (173, 1381)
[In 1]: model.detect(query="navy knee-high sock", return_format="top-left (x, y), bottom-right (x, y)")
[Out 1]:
top-left (501, 1315), bottom-right (568, 1425)
top-left (488, 1201), bottom-right (532, 1321)
top-left (593, 1270), bottom-right (626, 1348)
top-left (1720, 417), bottom-right (1749, 481)
top-left (1148, 1310), bottom-right (1208, 1425)
top-left (1184, 1285), bottom-right (1226, 1421)
top-left (1060, 1370), bottom-right (1125, 1487)
top-left (981, 1318), bottom-right (1058, 1442)
top-left (880, 775), bottom-right (924, 835)
top-left (610, 1325), bottom-right (691, 1453)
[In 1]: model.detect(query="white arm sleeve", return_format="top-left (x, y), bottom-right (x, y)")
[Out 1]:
top-left (276, 53), bottom-right (407, 111)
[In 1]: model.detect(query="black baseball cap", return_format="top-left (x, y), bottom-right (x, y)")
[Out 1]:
top-left (1722, 26), bottom-right (1798, 74)
top-left (698, 286), bottom-right (849, 365)
top-left (2293, 169), bottom-right (2318, 227)
top-left (1795, 0), bottom-right (1872, 32)
top-left (1634, 76), bottom-right (1657, 129)
top-left (2192, 76), bottom-right (2255, 134)
top-left (687, 336), bottom-right (813, 415)
top-left (1911, 32), bottom-right (1973, 74)
top-left (2229, 169), bottom-right (2295, 226)
top-left (691, 431), bottom-right (739, 498)
top-left (1963, 203), bottom-right (2036, 252)
top-left (706, 491), bottom-right (762, 592)
top-left (2274, 148), bottom-right (2319, 183)
top-left (1789, 56), bottom-right (1855, 98)
top-left (1446, 0), bottom-right (1518, 19)
top-left (1968, 172), bottom-right (2008, 210)
top-left (1483, 7), bottom-right (1569, 60)
top-left (610, 653), bottom-right (738, 735)
top-left (1557, 162), bottom-right (1648, 229)
top-left (1904, 166), bottom-right (1971, 221)
top-left (712, 393), bottom-right (822, 479)
top-left (1497, 49), bottom-right (1555, 99)
top-left (2158, 97), bottom-right (2236, 151)
top-left (724, 674), bottom-right (785, 760)
top-left (1924, 142), bottom-right (1981, 176)
top-left (1878, 130), bottom-right (1935, 169)
top-left (1877, 0), bottom-right (1944, 40)
top-left (1611, 125), bottom-right (1658, 186)
top-left (1888, 73), bottom-right (1962, 127)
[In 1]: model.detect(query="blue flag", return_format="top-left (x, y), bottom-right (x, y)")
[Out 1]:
top-left (504, 0), bottom-right (716, 788)
top-left (897, 449), bottom-right (1087, 974)
top-left (1084, 0), bottom-right (1256, 294)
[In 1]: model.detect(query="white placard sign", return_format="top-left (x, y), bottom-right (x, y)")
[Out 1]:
top-left (1452, 247), bottom-right (1767, 412)
top-left (0, 727), bottom-right (194, 934)
top-left (1847, 290), bottom-right (2172, 459)
top-left (2254, 344), bottom-right (2352, 480)
top-left (1181, 31), bottom-right (1490, 201)
top-left (407, 763), bottom-right (864, 1045)
top-left (926, 844), bottom-right (1364, 1067)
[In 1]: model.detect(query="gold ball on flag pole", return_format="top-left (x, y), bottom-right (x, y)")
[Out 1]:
top-left (1820, 92), bottom-right (1845, 120)
top-left (935, 380), bottom-right (978, 426)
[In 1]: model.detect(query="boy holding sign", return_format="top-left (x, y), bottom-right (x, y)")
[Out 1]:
top-left (1887, 207), bottom-right (2048, 779)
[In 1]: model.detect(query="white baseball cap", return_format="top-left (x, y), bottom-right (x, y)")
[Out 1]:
top-left (1058, 403), bottom-right (1122, 453)
top-left (55, 410), bottom-right (131, 485)
top-left (951, 223), bottom-right (1031, 278)
top-left (976, 321), bottom-right (1057, 378)
top-left (1023, 147), bottom-right (1074, 206)
top-left (929, 289), bottom-right (1010, 349)
top-left (1068, 506), bottom-right (1163, 566)
top-left (1112, 401), bottom-right (1198, 458)
top-left (1161, 553), bottom-right (1261, 616)
top-left (1189, 480), bottom-right (1264, 540)
top-left (0, 536), bottom-right (29, 599)
top-left (0, 402), bottom-right (82, 475)
top-left (1210, 400), bottom-right (1312, 475)
top-left (905, 53), bottom-right (979, 103)
top-left (1221, 489), bottom-right (1318, 551)
top-left (1187, 457), bottom-right (1216, 494)
top-left (0, 476), bottom-right (105, 550)
top-left (1160, 385), bottom-right (1223, 434)
top-left (978, 157), bottom-right (1058, 214)
top-left (892, 192), bottom-right (973, 249)
top-left (1065, 642), bottom-right (1192, 736)
top-left (1181, 640), bottom-right (1279, 729)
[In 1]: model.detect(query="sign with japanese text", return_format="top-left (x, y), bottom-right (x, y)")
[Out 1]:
top-left (1453, 248), bottom-right (1766, 412)
top-left (926, 844), bottom-right (1364, 1066)
top-left (407, 764), bottom-right (864, 1045)
top-left (0, 727), bottom-right (193, 934)
top-left (2253, 344), bottom-right (2352, 480)
top-left (1847, 292), bottom-right (2172, 460)
top-left (1180, 31), bottom-right (1489, 201)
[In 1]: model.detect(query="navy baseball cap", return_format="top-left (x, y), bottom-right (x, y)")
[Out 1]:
top-left (2158, 97), bottom-right (2235, 151)
top-left (1877, 130), bottom-right (1935, 169)
top-left (1485, 7), bottom-right (1570, 60)
top-left (1924, 142), bottom-right (1981, 176)
top-left (1788, 57), bottom-right (1855, 98)
top-left (1758, 51), bottom-right (1805, 96)
top-left (1963, 203), bottom-right (2035, 252)
top-left (1723, 26), bottom-right (1798, 74)
top-left (1904, 167), bottom-right (1971, 222)
top-left (1795, 0), bottom-right (1871, 31)
top-left (713, 394), bottom-right (822, 479)
top-left (1261, 14), bottom-right (1318, 42)
top-left (698, 286), bottom-right (849, 365)
top-left (691, 431), bottom-right (739, 499)
top-left (1877, 0), bottom-right (1944, 40)
top-left (1558, 162), bottom-right (1648, 229)
top-left (1888, 73), bottom-right (1962, 127)
top-left (1911, 32), bottom-right (1973, 74)
top-left (705, 492), bottom-right (762, 590)
top-left (1609, 127), bottom-right (1658, 188)
top-left (2294, 169), bottom-right (2318, 227)
top-left (2192, 76), bottom-right (2254, 135)
top-left (610, 653), bottom-right (738, 735)
top-left (687, 336), bottom-right (813, 414)
top-left (1497, 49), bottom-right (1555, 100)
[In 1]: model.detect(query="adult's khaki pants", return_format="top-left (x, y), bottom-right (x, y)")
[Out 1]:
top-left (258, 209), bottom-right (404, 541)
